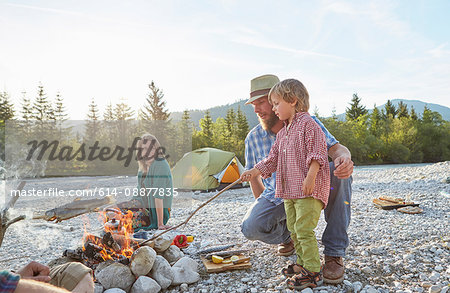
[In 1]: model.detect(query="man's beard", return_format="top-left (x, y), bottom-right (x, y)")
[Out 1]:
top-left (259, 111), bottom-right (279, 131)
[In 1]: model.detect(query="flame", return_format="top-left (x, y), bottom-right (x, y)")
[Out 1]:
top-left (82, 209), bottom-right (139, 262)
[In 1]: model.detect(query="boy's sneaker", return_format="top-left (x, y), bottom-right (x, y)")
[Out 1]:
top-left (286, 266), bottom-right (323, 290)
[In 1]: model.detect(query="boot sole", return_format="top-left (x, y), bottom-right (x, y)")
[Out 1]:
top-left (277, 249), bottom-right (295, 256)
top-left (323, 275), bottom-right (344, 284)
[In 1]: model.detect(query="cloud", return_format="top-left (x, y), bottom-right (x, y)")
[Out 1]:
top-left (4, 2), bottom-right (86, 17)
top-left (325, 0), bottom-right (412, 38)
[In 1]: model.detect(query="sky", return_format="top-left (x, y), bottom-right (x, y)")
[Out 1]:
top-left (1, 0), bottom-right (449, 120)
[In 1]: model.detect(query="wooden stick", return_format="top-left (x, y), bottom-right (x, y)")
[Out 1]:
top-left (134, 178), bottom-right (242, 249)
top-left (1, 181), bottom-right (26, 247)
top-left (0, 255), bottom-right (32, 263)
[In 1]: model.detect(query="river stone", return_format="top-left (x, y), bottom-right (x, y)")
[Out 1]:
top-left (130, 276), bottom-right (161, 293)
top-left (94, 283), bottom-right (105, 293)
top-left (130, 246), bottom-right (157, 277)
top-left (429, 285), bottom-right (441, 293)
top-left (163, 245), bottom-right (184, 264)
top-left (172, 257), bottom-right (198, 273)
top-left (96, 263), bottom-right (135, 291)
top-left (180, 283), bottom-right (189, 291)
top-left (154, 234), bottom-right (173, 253)
top-left (149, 255), bottom-right (174, 290)
top-left (171, 266), bottom-right (200, 285)
top-left (104, 289), bottom-right (126, 293)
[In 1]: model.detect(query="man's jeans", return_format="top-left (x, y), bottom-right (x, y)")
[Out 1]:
top-left (240, 162), bottom-right (352, 257)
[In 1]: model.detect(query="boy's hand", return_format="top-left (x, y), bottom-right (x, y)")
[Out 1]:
top-left (302, 175), bottom-right (316, 195)
top-left (241, 168), bottom-right (261, 182)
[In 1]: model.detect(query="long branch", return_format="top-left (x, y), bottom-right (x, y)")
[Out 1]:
top-left (134, 178), bottom-right (242, 248)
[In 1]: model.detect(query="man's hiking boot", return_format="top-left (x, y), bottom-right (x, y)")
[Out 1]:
top-left (277, 239), bottom-right (295, 256)
top-left (323, 256), bottom-right (344, 284)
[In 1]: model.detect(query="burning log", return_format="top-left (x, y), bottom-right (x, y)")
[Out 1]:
top-left (102, 232), bottom-right (121, 252)
top-left (63, 248), bottom-right (83, 261)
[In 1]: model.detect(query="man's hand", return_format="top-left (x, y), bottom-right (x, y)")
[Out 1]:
top-left (16, 261), bottom-right (51, 282)
top-left (328, 143), bottom-right (354, 179)
top-left (241, 168), bottom-right (262, 182)
top-left (333, 155), bottom-right (354, 179)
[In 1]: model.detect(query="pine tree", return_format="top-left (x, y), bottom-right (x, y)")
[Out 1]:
top-left (383, 100), bottom-right (397, 119)
top-left (54, 92), bottom-right (68, 121)
top-left (103, 102), bottom-right (114, 120)
top-left (397, 101), bottom-right (409, 119)
top-left (114, 99), bottom-right (135, 120)
top-left (236, 106), bottom-right (249, 141)
top-left (21, 92), bottom-right (33, 122)
top-left (369, 104), bottom-right (382, 136)
top-left (410, 106), bottom-right (418, 120)
top-left (177, 110), bottom-right (193, 154)
top-left (0, 91), bottom-right (14, 162)
top-left (32, 84), bottom-right (55, 121)
top-left (198, 110), bottom-right (214, 146)
top-left (224, 108), bottom-right (236, 140)
top-left (140, 81), bottom-right (170, 121)
top-left (313, 106), bottom-right (320, 118)
top-left (87, 99), bottom-right (100, 121)
top-left (0, 91), bottom-right (15, 122)
top-left (85, 99), bottom-right (100, 143)
top-left (345, 93), bottom-right (368, 121)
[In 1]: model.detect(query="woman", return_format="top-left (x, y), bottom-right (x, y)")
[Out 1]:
top-left (133, 133), bottom-right (173, 230)
top-left (111, 134), bottom-right (173, 231)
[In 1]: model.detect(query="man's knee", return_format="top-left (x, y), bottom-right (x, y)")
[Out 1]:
top-left (241, 217), bottom-right (262, 240)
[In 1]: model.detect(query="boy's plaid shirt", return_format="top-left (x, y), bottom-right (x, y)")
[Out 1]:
top-left (245, 115), bottom-right (338, 206)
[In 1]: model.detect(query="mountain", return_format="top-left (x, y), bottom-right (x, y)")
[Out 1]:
top-left (335, 99), bottom-right (450, 121)
top-left (170, 99), bottom-right (450, 128)
top-left (170, 99), bottom-right (260, 129)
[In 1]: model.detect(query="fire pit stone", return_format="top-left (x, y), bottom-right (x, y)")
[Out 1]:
top-left (153, 233), bottom-right (173, 253)
top-left (148, 255), bottom-right (174, 290)
top-left (162, 245), bottom-right (184, 264)
top-left (103, 289), bottom-right (126, 293)
top-left (130, 276), bottom-right (161, 293)
top-left (96, 263), bottom-right (135, 291)
top-left (171, 257), bottom-right (200, 286)
top-left (129, 246), bottom-right (157, 277)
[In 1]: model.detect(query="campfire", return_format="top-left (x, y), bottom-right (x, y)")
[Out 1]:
top-left (64, 209), bottom-right (140, 268)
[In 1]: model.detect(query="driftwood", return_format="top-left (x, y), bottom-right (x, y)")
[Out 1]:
top-left (0, 181), bottom-right (26, 247)
top-left (134, 178), bottom-right (242, 249)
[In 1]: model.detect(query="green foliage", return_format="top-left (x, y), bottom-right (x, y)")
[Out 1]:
top-left (0, 91), bottom-right (15, 122)
top-left (383, 100), bottom-right (398, 119)
top-left (397, 101), bottom-right (409, 119)
top-left (32, 84), bottom-right (55, 121)
top-left (191, 108), bottom-right (249, 164)
top-left (323, 104), bottom-right (449, 164)
top-left (345, 93), bottom-right (368, 121)
top-left (141, 81), bottom-right (170, 121)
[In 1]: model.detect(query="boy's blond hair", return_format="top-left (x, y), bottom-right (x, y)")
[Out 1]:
top-left (268, 79), bottom-right (309, 112)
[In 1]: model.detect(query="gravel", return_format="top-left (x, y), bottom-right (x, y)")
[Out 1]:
top-left (1, 161), bottom-right (449, 292)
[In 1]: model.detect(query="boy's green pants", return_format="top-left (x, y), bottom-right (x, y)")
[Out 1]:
top-left (284, 197), bottom-right (323, 273)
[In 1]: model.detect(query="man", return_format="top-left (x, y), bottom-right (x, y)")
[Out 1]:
top-left (1, 261), bottom-right (94, 292)
top-left (241, 74), bottom-right (353, 284)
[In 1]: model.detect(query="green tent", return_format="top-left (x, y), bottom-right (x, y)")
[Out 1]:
top-left (172, 148), bottom-right (245, 191)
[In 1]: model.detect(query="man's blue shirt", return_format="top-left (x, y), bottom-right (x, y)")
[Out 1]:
top-left (244, 116), bottom-right (338, 205)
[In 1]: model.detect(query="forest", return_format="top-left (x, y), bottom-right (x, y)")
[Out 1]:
top-left (0, 83), bottom-right (449, 178)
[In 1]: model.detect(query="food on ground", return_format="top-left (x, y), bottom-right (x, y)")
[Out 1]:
top-left (212, 255), bottom-right (224, 264)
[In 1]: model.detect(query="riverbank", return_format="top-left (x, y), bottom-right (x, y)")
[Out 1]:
top-left (1, 161), bottom-right (449, 292)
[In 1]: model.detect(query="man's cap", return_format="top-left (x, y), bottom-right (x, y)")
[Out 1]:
top-left (246, 74), bottom-right (280, 105)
